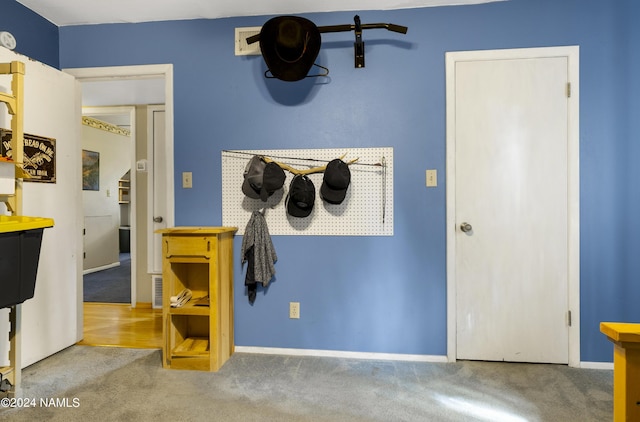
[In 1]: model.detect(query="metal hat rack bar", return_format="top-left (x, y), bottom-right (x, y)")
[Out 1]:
top-left (246, 15), bottom-right (408, 69)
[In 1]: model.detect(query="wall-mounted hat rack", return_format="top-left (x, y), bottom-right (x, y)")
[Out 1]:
top-left (246, 15), bottom-right (408, 71)
top-left (221, 147), bottom-right (394, 236)
top-left (317, 15), bottom-right (408, 68)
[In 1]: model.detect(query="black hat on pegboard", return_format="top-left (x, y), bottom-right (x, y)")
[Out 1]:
top-left (286, 175), bottom-right (315, 217)
top-left (320, 159), bottom-right (351, 204)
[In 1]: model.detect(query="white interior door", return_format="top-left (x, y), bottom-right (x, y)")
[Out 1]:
top-left (447, 47), bottom-right (580, 364)
top-left (150, 106), bottom-right (166, 274)
top-left (0, 49), bottom-right (83, 369)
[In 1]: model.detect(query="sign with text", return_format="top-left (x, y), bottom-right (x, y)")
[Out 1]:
top-left (1, 129), bottom-right (56, 183)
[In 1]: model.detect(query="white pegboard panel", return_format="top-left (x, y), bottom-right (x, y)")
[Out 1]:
top-left (222, 148), bottom-right (393, 236)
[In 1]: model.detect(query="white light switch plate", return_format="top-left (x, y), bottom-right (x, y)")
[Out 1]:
top-left (182, 172), bottom-right (193, 188)
top-left (426, 169), bottom-right (437, 187)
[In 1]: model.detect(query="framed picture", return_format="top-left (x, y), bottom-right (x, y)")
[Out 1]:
top-left (82, 149), bottom-right (99, 191)
top-left (1, 129), bottom-right (57, 183)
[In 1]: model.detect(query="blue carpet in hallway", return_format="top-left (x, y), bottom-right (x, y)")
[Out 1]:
top-left (83, 254), bottom-right (131, 303)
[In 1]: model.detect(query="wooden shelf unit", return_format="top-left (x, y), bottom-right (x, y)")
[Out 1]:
top-left (118, 178), bottom-right (130, 203)
top-left (158, 227), bottom-right (237, 371)
top-left (0, 61), bottom-right (25, 398)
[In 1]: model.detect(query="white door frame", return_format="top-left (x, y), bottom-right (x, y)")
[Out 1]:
top-left (64, 64), bottom-right (175, 308)
top-left (445, 46), bottom-right (580, 367)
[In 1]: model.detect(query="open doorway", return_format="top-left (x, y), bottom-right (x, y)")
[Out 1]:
top-left (81, 106), bottom-right (135, 304)
top-left (64, 64), bottom-right (175, 348)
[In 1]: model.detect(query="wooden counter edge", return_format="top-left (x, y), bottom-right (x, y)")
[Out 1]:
top-left (600, 322), bottom-right (640, 344)
top-left (156, 226), bottom-right (238, 235)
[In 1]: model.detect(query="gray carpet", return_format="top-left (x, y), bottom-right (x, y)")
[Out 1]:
top-left (0, 346), bottom-right (612, 421)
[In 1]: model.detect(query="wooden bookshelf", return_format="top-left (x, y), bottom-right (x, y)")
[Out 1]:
top-left (158, 227), bottom-right (237, 371)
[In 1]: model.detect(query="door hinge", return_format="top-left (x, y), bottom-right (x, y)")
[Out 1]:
top-left (567, 310), bottom-right (572, 327)
top-left (566, 82), bottom-right (571, 98)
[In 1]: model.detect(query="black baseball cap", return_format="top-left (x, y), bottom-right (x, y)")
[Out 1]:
top-left (320, 159), bottom-right (351, 204)
top-left (286, 175), bottom-right (315, 217)
top-left (242, 155), bottom-right (266, 199)
top-left (260, 162), bottom-right (286, 201)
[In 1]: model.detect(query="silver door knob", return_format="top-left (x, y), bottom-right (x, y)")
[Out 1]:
top-left (460, 222), bottom-right (472, 233)
top-left (153, 216), bottom-right (163, 223)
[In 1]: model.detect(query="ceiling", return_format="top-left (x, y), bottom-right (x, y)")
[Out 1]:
top-left (80, 78), bottom-right (165, 128)
top-left (79, 78), bottom-right (165, 107)
top-left (17, 0), bottom-right (504, 26)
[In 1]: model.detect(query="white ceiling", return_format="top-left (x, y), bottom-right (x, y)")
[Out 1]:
top-left (79, 79), bottom-right (165, 127)
top-left (17, 0), bottom-right (504, 26)
top-left (79, 79), bottom-right (165, 107)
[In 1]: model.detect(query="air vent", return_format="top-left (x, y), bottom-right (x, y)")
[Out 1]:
top-left (152, 275), bottom-right (162, 309)
top-left (235, 26), bottom-right (262, 56)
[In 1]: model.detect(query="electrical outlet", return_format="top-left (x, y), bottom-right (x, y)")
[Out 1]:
top-left (289, 302), bottom-right (300, 319)
top-left (182, 171), bottom-right (193, 188)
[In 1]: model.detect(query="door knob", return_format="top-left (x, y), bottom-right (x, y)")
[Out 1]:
top-left (460, 222), bottom-right (472, 233)
top-left (153, 216), bottom-right (163, 223)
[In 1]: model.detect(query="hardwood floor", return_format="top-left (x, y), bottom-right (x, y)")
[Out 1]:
top-left (78, 302), bottom-right (162, 349)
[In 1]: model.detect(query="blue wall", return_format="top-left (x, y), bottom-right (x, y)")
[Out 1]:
top-left (0, 0), bottom-right (59, 68)
top-left (7, 0), bottom-right (637, 362)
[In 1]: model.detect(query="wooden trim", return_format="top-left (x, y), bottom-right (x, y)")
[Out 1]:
top-left (82, 116), bottom-right (131, 137)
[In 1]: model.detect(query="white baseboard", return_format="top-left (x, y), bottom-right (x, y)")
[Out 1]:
top-left (580, 361), bottom-right (613, 370)
top-left (82, 261), bottom-right (120, 275)
top-left (234, 346), bottom-right (449, 363)
top-left (233, 347), bottom-right (614, 369)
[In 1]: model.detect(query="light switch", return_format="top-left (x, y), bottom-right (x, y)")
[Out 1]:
top-left (182, 172), bottom-right (193, 188)
top-left (426, 169), bottom-right (437, 187)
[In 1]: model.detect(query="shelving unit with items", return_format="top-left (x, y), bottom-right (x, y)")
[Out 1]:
top-left (157, 226), bottom-right (237, 371)
top-left (118, 175), bottom-right (130, 203)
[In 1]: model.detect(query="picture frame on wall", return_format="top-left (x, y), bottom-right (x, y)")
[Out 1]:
top-left (82, 149), bottom-right (99, 191)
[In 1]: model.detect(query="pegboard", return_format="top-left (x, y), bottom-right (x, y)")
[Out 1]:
top-left (222, 148), bottom-right (393, 236)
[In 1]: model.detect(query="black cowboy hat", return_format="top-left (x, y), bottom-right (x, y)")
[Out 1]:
top-left (259, 16), bottom-right (321, 82)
